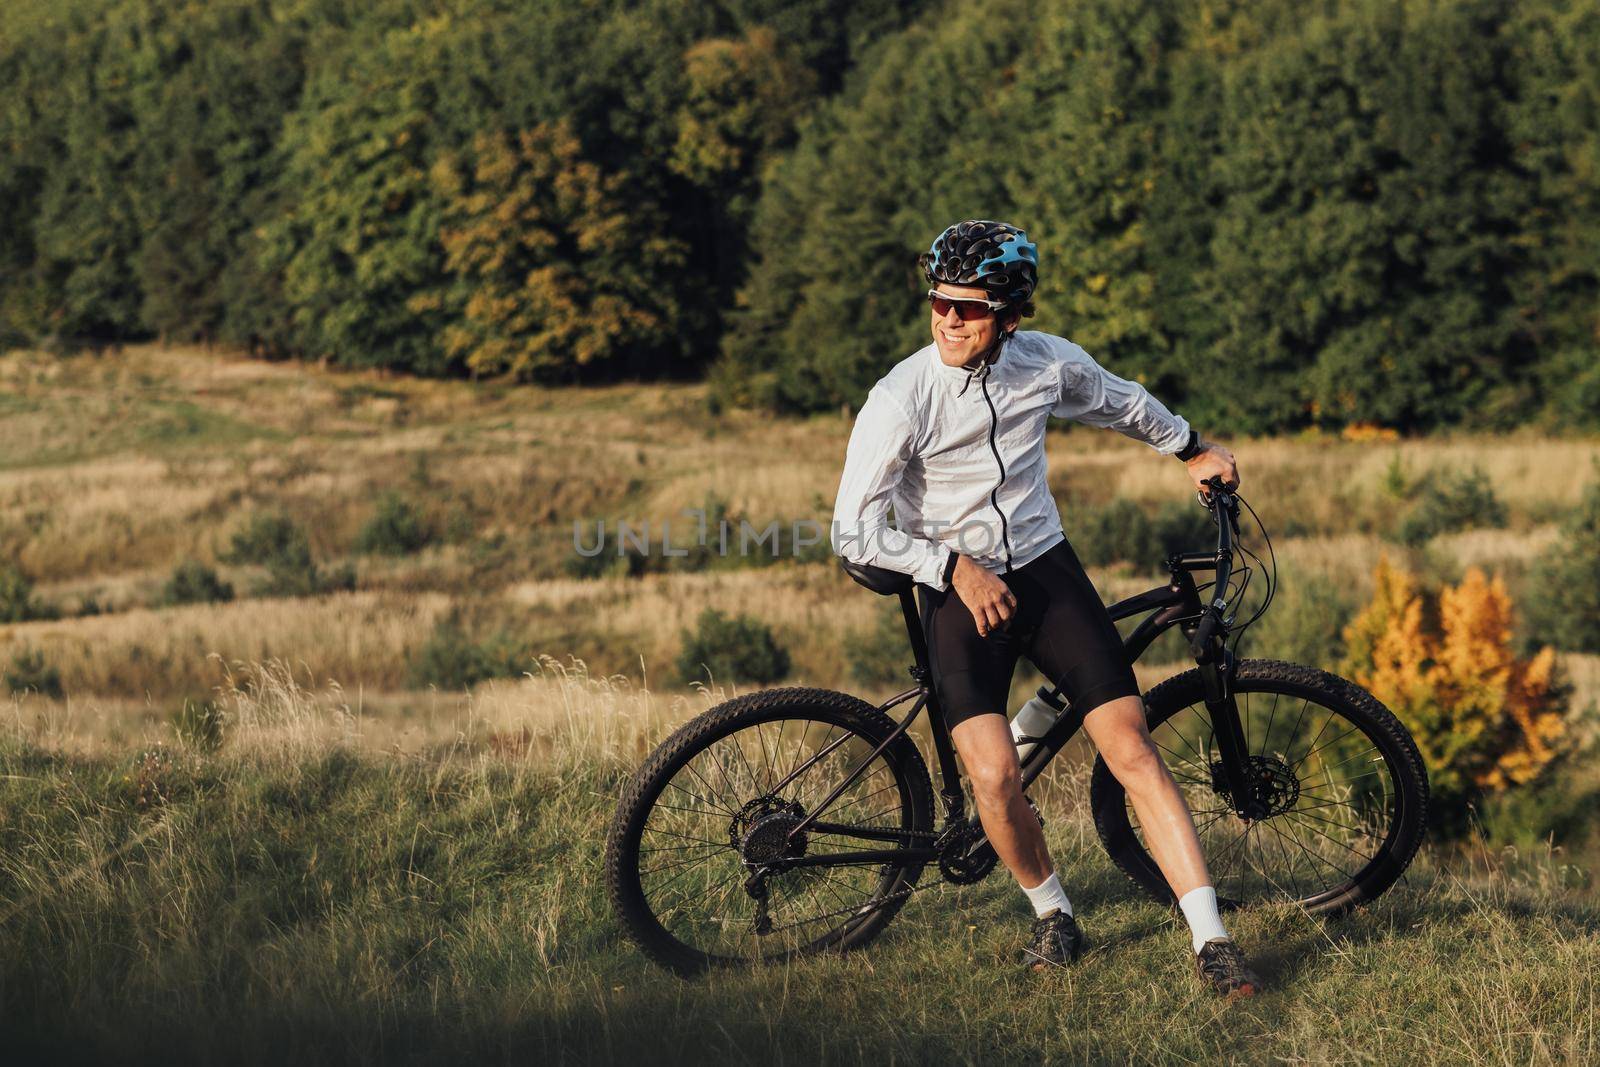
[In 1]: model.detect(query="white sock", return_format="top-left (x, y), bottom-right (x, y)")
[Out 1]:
top-left (1178, 885), bottom-right (1229, 952)
top-left (1020, 872), bottom-right (1073, 919)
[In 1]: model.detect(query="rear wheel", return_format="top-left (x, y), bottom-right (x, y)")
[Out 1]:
top-left (1091, 659), bottom-right (1428, 914)
top-left (605, 687), bottom-right (934, 973)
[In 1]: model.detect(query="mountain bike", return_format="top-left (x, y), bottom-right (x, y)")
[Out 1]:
top-left (604, 481), bottom-right (1429, 974)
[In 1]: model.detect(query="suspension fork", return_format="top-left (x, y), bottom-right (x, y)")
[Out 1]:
top-left (1198, 649), bottom-right (1254, 817)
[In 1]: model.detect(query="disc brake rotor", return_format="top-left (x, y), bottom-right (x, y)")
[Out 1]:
top-left (1209, 754), bottom-right (1300, 819)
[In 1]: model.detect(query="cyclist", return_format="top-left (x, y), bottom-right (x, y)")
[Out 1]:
top-left (831, 219), bottom-right (1262, 998)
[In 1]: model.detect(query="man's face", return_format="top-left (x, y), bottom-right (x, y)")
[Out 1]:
top-left (930, 283), bottom-right (1015, 368)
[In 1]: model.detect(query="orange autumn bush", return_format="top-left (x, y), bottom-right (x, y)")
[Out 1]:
top-left (1342, 560), bottom-right (1568, 797)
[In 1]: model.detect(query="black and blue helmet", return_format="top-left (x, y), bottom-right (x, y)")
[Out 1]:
top-left (919, 220), bottom-right (1038, 306)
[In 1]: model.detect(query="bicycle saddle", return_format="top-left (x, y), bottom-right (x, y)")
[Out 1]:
top-left (840, 559), bottom-right (913, 596)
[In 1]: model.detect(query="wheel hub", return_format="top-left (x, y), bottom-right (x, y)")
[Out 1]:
top-left (732, 797), bottom-right (808, 865)
top-left (1210, 754), bottom-right (1300, 819)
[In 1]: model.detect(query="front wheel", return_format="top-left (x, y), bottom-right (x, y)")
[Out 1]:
top-left (1091, 659), bottom-right (1428, 915)
top-left (605, 687), bottom-right (935, 974)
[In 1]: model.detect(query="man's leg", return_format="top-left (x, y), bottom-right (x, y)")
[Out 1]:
top-left (950, 711), bottom-right (1082, 969)
top-left (949, 712), bottom-right (1052, 888)
top-left (1081, 694), bottom-right (1226, 946)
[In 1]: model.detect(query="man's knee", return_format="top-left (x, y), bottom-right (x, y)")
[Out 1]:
top-left (1087, 697), bottom-right (1167, 785)
top-left (1101, 729), bottom-right (1165, 786)
top-left (967, 754), bottom-right (1023, 807)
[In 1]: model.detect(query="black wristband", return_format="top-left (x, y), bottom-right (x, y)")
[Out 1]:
top-left (942, 550), bottom-right (960, 587)
top-left (1174, 429), bottom-right (1205, 462)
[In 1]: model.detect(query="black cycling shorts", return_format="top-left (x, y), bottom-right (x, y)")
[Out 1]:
top-left (917, 538), bottom-right (1139, 729)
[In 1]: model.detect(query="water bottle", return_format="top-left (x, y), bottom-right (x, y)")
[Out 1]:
top-left (1010, 686), bottom-right (1068, 762)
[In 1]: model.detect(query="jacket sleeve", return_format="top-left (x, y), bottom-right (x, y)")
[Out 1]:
top-left (1050, 339), bottom-right (1191, 454)
top-left (831, 388), bottom-right (956, 590)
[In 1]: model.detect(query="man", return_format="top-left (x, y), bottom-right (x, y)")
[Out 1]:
top-left (831, 219), bottom-right (1262, 998)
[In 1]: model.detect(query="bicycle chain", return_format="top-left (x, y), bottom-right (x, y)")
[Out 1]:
top-left (751, 817), bottom-right (969, 936)
top-left (754, 795), bottom-right (1050, 934)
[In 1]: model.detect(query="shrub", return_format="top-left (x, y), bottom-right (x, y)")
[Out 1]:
top-left (1068, 499), bottom-right (1155, 568)
top-left (0, 565), bottom-right (56, 622)
top-left (253, 558), bottom-right (355, 599)
top-left (1241, 568), bottom-right (1357, 670)
top-left (1342, 559), bottom-right (1568, 804)
top-left (1393, 467), bottom-right (1507, 546)
top-left (676, 609), bottom-right (790, 686)
top-left (847, 604), bottom-right (911, 686)
top-left (1522, 472), bottom-right (1600, 653)
top-left (160, 561), bottom-right (235, 606)
top-left (564, 545), bottom-right (622, 580)
top-left (1381, 452), bottom-right (1409, 498)
top-left (222, 512), bottom-right (354, 597)
top-left (354, 493), bottom-right (433, 556)
top-left (4, 647), bottom-right (63, 699)
top-left (1151, 500), bottom-right (1217, 559)
top-left (222, 512), bottom-right (312, 568)
top-left (1066, 498), bottom-right (1214, 570)
top-left (1475, 755), bottom-right (1600, 849)
top-left (408, 617), bottom-right (524, 691)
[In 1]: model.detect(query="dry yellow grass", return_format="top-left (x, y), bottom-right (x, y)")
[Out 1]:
top-left (2, 343), bottom-right (1597, 719)
top-left (0, 654), bottom-right (731, 763)
top-left (4, 590), bottom-right (452, 695)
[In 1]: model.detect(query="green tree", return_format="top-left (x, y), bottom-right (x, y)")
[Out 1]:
top-left (259, 11), bottom-right (505, 373)
top-left (430, 122), bottom-right (688, 380)
top-left (1503, 0), bottom-right (1600, 428)
top-left (23, 2), bottom-right (147, 342)
top-left (1192, 0), bottom-right (1538, 432)
top-left (1006, 0), bottom-right (1185, 389)
top-left (128, 1), bottom-right (306, 346)
top-left (717, 12), bottom-right (1034, 413)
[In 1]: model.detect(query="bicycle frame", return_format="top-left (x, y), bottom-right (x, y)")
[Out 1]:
top-left (775, 541), bottom-right (1245, 874)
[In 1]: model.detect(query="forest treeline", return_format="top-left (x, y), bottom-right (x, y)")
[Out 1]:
top-left (1, 0), bottom-right (1596, 432)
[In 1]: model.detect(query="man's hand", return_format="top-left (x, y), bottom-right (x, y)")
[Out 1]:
top-left (1184, 440), bottom-right (1239, 495)
top-left (951, 555), bottom-right (1016, 638)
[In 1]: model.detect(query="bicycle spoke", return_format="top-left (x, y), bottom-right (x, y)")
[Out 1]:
top-left (1260, 690), bottom-right (1281, 757)
top-left (1263, 816), bottom-right (1358, 884)
top-left (664, 776), bottom-right (733, 818)
top-left (1279, 809), bottom-right (1376, 866)
top-left (1292, 722), bottom-right (1366, 772)
top-left (1152, 735), bottom-right (1209, 777)
top-left (628, 710), bottom-right (924, 965)
top-left (684, 753), bottom-right (740, 817)
top-left (1133, 678), bottom-right (1407, 909)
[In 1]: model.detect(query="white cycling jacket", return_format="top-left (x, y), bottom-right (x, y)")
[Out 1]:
top-left (831, 331), bottom-right (1191, 590)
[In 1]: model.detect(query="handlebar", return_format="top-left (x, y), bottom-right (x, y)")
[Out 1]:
top-left (1189, 476), bottom-right (1239, 660)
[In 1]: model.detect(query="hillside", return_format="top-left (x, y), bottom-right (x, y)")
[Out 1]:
top-left (3, 345), bottom-right (1600, 1061)
top-left (2, 345), bottom-right (1598, 727)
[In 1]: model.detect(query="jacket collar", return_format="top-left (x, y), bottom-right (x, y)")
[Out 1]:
top-left (929, 341), bottom-right (1006, 397)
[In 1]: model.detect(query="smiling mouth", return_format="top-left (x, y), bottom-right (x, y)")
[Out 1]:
top-left (941, 331), bottom-right (967, 344)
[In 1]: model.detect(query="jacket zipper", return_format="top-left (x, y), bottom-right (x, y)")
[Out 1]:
top-left (978, 371), bottom-right (1014, 571)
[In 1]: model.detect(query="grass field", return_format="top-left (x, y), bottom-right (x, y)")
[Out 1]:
top-left (3, 344), bottom-right (1600, 1062)
top-left (3, 666), bottom-right (1597, 1064)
